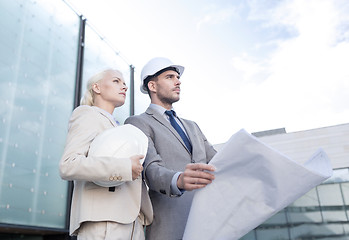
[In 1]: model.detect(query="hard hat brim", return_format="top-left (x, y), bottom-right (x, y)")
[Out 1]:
top-left (140, 64), bottom-right (184, 94)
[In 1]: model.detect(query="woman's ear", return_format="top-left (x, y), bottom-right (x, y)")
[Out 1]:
top-left (92, 82), bottom-right (101, 94)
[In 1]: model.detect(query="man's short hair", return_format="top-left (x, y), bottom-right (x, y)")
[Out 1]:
top-left (143, 67), bottom-right (180, 93)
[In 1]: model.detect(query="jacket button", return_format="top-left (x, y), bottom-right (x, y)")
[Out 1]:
top-left (109, 176), bottom-right (114, 181)
top-left (117, 176), bottom-right (122, 181)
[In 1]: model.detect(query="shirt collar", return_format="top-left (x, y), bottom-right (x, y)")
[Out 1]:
top-left (149, 103), bottom-right (175, 116)
top-left (92, 106), bottom-right (119, 125)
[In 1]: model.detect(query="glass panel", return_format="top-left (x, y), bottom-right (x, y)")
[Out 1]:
top-left (287, 188), bottom-right (322, 223)
top-left (344, 223), bottom-right (349, 234)
top-left (83, 23), bottom-right (131, 124)
top-left (240, 230), bottom-right (256, 240)
top-left (291, 223), bottom-right (347, 238)
top-left (343, 182), bottom-right (349, 221)
top-left (290, 188), bottom-right (319, 207)
top-left (255, 228), bottom-right (289, 240)
top-left (263, 211), bottom-right (287, 225)
top-left (0, 0), bottom-right (79, 229)
top-left (288, 210), bottom-right (322, 223)
top-left (319, 184), bottom-right (345, 206)
top-left (245, 168), bottom-right (349, 239)
top-left (318, 184), bottom-right (347, 221)
top-left (342, 182), bottom-right (349, 205)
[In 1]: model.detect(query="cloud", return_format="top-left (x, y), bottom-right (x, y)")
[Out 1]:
top-left (221, 0), bottom-right (349, 139)
top-left (196, 5), bottom-right (239, 31)
top-left (230, 53), bottom-right (270, 84)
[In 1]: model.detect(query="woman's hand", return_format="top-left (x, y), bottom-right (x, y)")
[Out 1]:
top-left (130, 155), bottom-right (144, 180)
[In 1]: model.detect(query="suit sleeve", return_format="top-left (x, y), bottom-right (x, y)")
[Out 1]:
top-left (125, 116), bottom-right (177, 197)
top-left (59, 106), bottom-right (132, 185)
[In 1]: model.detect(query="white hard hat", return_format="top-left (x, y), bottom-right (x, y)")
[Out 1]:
top-left (140, 57), bottom-right (185, 94)
top-left (88, 124), bottom-right (148, 187)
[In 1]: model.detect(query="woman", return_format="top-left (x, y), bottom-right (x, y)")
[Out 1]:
top-left (59, 69), bottom-right (153, 240)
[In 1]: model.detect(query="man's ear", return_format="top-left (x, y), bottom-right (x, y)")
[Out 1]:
top-left (148, 80), bottom-right (156, 93)
top-left (92, 83), bottom-right (101, 94)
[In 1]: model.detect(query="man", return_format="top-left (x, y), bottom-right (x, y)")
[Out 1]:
top-left (125, 57), bottom-right (216, 240)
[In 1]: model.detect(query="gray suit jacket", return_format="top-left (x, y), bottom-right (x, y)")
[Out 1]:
top-left (125, 107), bottom-right (216, 240)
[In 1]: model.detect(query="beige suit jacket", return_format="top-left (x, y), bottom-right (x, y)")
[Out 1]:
top-left (59, 105), bottom-right (153, 235)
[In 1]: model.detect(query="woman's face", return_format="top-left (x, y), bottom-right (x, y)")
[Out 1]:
top-left (95, 70), bottom-right (128, 108)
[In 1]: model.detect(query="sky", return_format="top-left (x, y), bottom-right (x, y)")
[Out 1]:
top-left (66, 0), bottom-right (349, 144)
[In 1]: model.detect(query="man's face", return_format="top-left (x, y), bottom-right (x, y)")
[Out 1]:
top-left (150, 70), bottom-right (181, 105)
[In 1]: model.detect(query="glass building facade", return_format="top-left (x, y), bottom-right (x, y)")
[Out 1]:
top-left (0, 0), bottom-right (348, 239)
top-left (242, 169), bottom-right (349, 239)
top-left (0, 0), bottom-right (133, 238)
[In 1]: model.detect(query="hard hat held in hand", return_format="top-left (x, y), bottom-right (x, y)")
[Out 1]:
top-left (88, 124), bottom-right (148, 187)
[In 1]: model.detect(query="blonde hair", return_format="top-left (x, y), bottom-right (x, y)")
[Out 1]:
top-left (80, 69), bottom-right (122, 106)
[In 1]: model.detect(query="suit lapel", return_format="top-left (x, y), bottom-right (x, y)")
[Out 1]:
top-left (93, 106), bottom-right (118, 127)
top-left (146, 107), bottom-right (191, 154)
top-left (181, 119), bottom-right (195, 144)
top-left (180, 118), bottom-right (195, 155)
top-left (146, 107), bottom-right (175, 134)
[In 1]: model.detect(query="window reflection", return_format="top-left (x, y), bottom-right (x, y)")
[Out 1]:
top-left (83, 23), bottom-right (131, 124)
top-left (0, 0), bottom-right (133, 231)
top-left (0, 0), bottom-right (79, 229)
top-left (242, 168), bottom-right (349, 239)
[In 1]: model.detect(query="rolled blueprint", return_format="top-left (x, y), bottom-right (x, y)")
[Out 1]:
top-left (183, 129), bottom-right (333, 240)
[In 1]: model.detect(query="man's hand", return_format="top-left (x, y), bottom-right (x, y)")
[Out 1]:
top-left (177, 163), bottom-right (215, 191)
top-left (130, 155), bottom-right (144, 180)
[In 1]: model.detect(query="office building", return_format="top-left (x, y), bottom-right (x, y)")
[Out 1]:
top-left (0, 0), bottom-right (348, 239)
